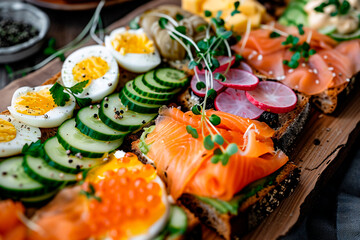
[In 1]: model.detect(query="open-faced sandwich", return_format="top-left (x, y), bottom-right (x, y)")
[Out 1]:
top-left (0, 0), bottom-right (358, 239)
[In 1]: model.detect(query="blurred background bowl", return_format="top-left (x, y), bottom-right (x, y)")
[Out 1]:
top-left (0, 2), bottom-right (50, 64)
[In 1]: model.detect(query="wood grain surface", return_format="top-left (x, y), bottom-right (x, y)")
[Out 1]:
top-left (0, 0), bottom-right (359, 239)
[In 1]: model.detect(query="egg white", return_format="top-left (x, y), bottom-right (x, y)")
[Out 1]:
top-left (0, 115), bottom-right (41, 158)
top-left (105, 27), bottom-right (161, 73)
top-left (8, 85), bottom-right (76, 128)
top-left (61, 45), bottom-right (119, 103)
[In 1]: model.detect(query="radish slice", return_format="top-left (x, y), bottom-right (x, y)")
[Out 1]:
top-left (215, 88), bottom-right (264, 119)
top-left (196, 56), bottom-right (235, 74)
top-left (216, 69), bottom-right (259, 91)
top-left (190, 73), bottom-right (226, 97)
top-left (239, 61), bottom-right (253, 73)
top-left (246, 81), bottom-right (297, 114)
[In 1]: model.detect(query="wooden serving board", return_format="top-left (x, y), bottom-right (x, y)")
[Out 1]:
top-left (1, 0), bottom-right (360, 239)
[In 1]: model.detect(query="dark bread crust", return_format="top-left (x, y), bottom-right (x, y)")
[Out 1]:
top-left (179, 162), bottom-right (300, 240)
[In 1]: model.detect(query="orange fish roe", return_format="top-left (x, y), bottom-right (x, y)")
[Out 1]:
top-left (85, 165), bottom-right (166, 239)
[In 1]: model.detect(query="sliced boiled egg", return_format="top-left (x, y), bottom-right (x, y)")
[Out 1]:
top-left (0, 115), bottom-right (41, 157)
top-left (8, 85), bottom-right (75, 128)
top-left (61, 45), bottom-right (119, 103)
top-left (105, 27), bottom-right (161, 73)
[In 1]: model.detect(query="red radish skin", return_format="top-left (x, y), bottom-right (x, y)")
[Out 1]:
top-left (196, 56), bottom-right (236, 74)
top-left (191, 73), bottom-right (226, 97)
top-left (215, 88), bottom-right (264, 119)
top-left (246, 81), bottom-right (297, 114)
top-left (216, 69), bottom-right (259, 91)
top-left (239, 61), bottom-right (253, 73)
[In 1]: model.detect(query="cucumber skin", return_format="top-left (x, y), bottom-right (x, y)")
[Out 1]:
top-left (154, 68), bottom-right (189, 88)
top-left (123, 82), bottom-right (169, 105)
top-left (43, 152), bottom-right (82, 174)
top-left (75, 113), bottom-right (127, 141)
top-left (22, 155), bottom-right (73, 187)
top-left (133, 77), bottom-right (178, 99)
top-left (119, 90), bottom-right (161, 114)
top-left (143, 72), bottom-right (176, 93)
top-left (56, 133), bottom-right (106, 159)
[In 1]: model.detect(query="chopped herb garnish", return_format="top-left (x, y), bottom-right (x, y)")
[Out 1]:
top-left (175, 13), bottom-right (184, 21)
top-left (314, 0), bottom-right (351, 16)
top-left (191, 104), bottom-right (202, 115)
top-left (269, 31), bottom-right (281, 38)
top-left (204, 10), bottom-right (212, 17)
top-left (231, 1), bottom-right (241, 16)
top-left (214, 72), bottom-right (226, 82)
top-left (22, 140), bottom-right (45, 158)
top-left (209, 114), bottom-right (221, 126)
top-left (196, 81), bottom-right (206, 90)
top-left (50, 81), bottom-right (92, 108)
top-left (203, 135), bottom-right (214, 150)
top-left (158, 17), bottom-right (168, 29)
top-left (80, 183), bottom-right (102, 202)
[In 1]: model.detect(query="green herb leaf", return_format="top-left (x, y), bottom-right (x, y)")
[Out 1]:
top-left (297, 24), bottom-right (305, 35)
top-left (213, 134), bottom-right (224, 145)
top-left (50, 82), bottom-right (70, 107)
top-left (226, 143), bottom-right (238, 156)
top-left (188, 60), bottom-right (198, 69)
top-left (175, 26), bottom-right (187, 35)
top-left (69, 80), bottom-right (89, 94)
top-left (211, 155), bottom-right (221, 164)
top-left (214, 148), bottom-right (222, 155)
top-left (309, 49), bottom-right (316, 55)
top-left (231, 10), bottom-right (240, 16)
top-left (214, 72), bottom-right (226, 82)
top-left (175, 13), bottom-right (184, 21)
top-left (269, 32), bottom-right (281, 38)
top-left (216, 27), bottom-right (232, 39)
top-left (22, 140), bottom-right (45, 158)
top-left (129, 17), bottom-right (140, 29)
top-left (204, 10), bottom-right (212, 17)
top-left (80, 183), bottom-right (102, 202)
top-left (221, 154), bottom-right (230, 166)
top-left (203, 135), bottom-right (214, 150)
top-left (191, 104), bottom-right (202, 115)
top-left (158, 17), bottom-right (168, 29)
top-left (216, 10), bottom-right (223, 19)
top-left (196, 24), bottom-right (207, 32)
top-left (207, 89), bottom-right (217, 99)
top-left (234, 1), bottom-right (240, 9)
top-left (5, 64), bottom-right (13, 75)
top-left (211, 58), bottom-right (220, 69)
top-left (186, 125), bottom-right (199, 138)
top-left (76, 97), bottom-right (92, 108)
top-left (209, 114), bottom-right (221, 126)
top-left (196, 81), bottom-right (206, 90)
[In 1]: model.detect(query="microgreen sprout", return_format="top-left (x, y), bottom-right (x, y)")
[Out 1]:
top-left (152, 2), bottom-right (242, 165)
top-left (315, 0), bottom-right (351, 16)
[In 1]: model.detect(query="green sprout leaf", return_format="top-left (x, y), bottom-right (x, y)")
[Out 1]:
top-left (226, 143), bottom-right (238, 156)
top-left (196, 24), bottom-right (207, 32)
top-left (216, 10), bottom-right (223, 19)
top-left (50, 82), bottom-right (70, 106)
top-left (204, 10), bottom-right (212, 17)
top-left (175, 26), bottom-right (187, 35)
top-left (207, 89), bottom-right (217, 99)
top-left (129, 17), bottom-right (140, 29)
top-left (80, 183), bottom-right (102, 202)
top-left (214, 148), bottom-right (222, 155)
top-left (270, 31), bottom-right (281, 38)
top-left (211, 58), bottom-right (220, 69)
top-left (188, 60), bottom-right (198, 70)
top-left (76, 97), bottom-right (92, 108)
top-left (216, 27), bottom-right (232, 39)
top-left (186, 125), bottom-right (199, 138)
top-left (211, 155), bottom-right (221, 164)
top-left (158, 17), bottom-right (168, 29)
top-left (209, 114), bottom-right (221, 126)
top-left (297, 24), bottom-right (305, 35)
top-left (213, 134), bottom-right (224, 145)
top-left (191, 104), bottom-right (202, 115)
top-left (221, 154), bottom-right (230, 166)
top-left (175, 13), bottom-right (184, 21)
top-left (196, 81), bottom-right (206, 90)
top-left (204, 135), bottom-right (214, 150)
top-left (214, 72), bottom-right (226, 82)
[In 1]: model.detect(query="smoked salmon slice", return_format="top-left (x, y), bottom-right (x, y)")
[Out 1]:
top-left (139, 107), bottom-right (288, 201)
top-left (232, 28), bottom-right (359, 95)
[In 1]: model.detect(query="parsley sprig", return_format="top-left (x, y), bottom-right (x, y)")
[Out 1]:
top-left (282, 24), bottom-right (316, 69)
top-left (22, 140), bottom-right (45, 158)
top-left (315, 0), bottom-right (351, 16)
top-left (50, 81), bottom-right (92, 108)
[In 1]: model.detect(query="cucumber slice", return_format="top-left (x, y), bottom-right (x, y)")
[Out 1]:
top-left (120, 89), bottom-right (162, 113)
top-left (0, 156), bottom-right (47, 198)
top-left (154, 68), bottom-right (189, 88)
top-left (57, 118), bottom-right (123, 158)
top-left (143, 71), bottom-right (176, 93)
top-left (20, 190), bottom-right (57, 207)
top-left (123, 80), bottom-right (169, 105)
top-left (329, 29), bottom-right (360, 41)
top-left (44, 137), bottom-right (102, 174)
top-left (99, 93), bottom-right (157, 132)
top-left (23, 155), bottom-right (77, 187)
top-left (168, 206), bottom-right (188, 234)
top-left (133, 75), bottom-right (180, 99)
top-left (76, 107), bottom-right (129, 141)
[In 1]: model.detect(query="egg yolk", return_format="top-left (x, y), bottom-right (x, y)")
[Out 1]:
top-left (0, 119), bottom-right (16, 143)
top-left (72, 56), bottom-right (110, 85)
top-left (84, 153), bottom-right (166, 239)
top-left (111, 32), bottom-right (155, 55)
top-left (14, 88), bottom-right (56, 116)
